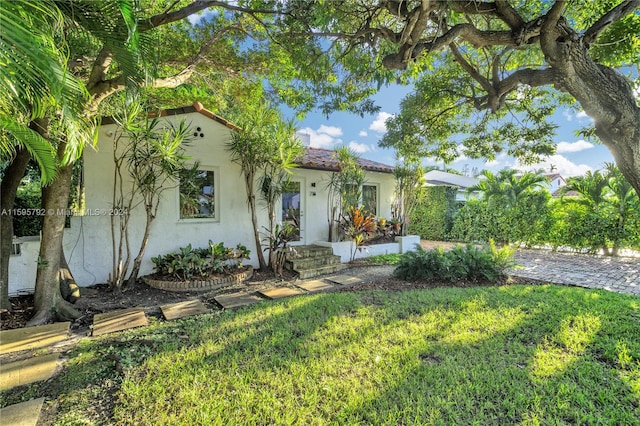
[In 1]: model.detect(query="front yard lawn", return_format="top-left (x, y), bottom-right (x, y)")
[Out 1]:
top-left (2, 284), bottom-right (639, 425)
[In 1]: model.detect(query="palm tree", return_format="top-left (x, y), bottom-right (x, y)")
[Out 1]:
top-left (468, 169), bottom-right (547, 207)
top-left (0, 0), bottom-right (142, 318)
top-left (559, 170), bottom-right (609, 213)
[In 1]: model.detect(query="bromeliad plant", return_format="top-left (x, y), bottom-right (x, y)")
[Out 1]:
top-left (339, 206), bottom-right (377, 261)
top-left (151, 241), bottom-right (250, 281)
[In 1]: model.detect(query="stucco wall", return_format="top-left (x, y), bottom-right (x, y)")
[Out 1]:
top-left (8, 111), bottom-right (396, 293)
top-left (289, 168), bottom-right (395, 245)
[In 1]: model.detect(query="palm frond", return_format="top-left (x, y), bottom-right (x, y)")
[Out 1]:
top-left (0, 116), bottom-right (58, 183)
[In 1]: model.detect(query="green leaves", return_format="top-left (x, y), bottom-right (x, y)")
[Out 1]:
top-left (393, 242), bottom-right (517, 282)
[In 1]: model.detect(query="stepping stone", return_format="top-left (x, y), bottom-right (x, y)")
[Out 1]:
top-left (0, 397), bottom-right (45, 426)
top-left (0, 353), bottom-right (59, 391)
top-left (297, 280), bottom-right (334, 292)
top-left (326, 275), bottom-right (363, 285)
top-left (0, 322), bottom-right (70, 355)
top-left (214, 292), bottom-right (263, 309)
top-left (258, 287), bottom-right (304, 299)
top-left (91, 308), bottom-right (148, 337)
top-left (160, 300), bottom-right (209, 320)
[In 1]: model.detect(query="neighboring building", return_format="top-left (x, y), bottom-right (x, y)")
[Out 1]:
top-left (423, 170), bottom-right (480, 202)
top-left (8, 103), bottom-right (395, 295)
top-left (545, 173), bottom-right (568, 196)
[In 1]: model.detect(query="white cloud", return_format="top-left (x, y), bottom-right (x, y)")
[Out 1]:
top-left (369, 112), bottom-right (394, 133)
top-left (484, 153), bottom-right (509, 168)
top-left (562, 109), bottom-right (594, 123)
top-left (348, 141), bottom-right (371, 153)
top-left (358, 130), bottom-right (368, 137)
top-left (317, 125), bottom-right (343, 137)
top-left (556, 139), bottom-right (594, 153)
top-left (188, 9), bottom-right (219, 26)
top-left (562, 110), bottom-right (574, 122)
top-left (452, 154), bottom-right (469, 164)
top-left (297, 126), bottom-right (343, 149)
top-left (575, 110), bottom-right (589, 120)
top-left (515, 155), bottom-right (591, 177)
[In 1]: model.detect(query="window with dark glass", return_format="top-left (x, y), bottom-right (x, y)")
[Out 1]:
top-left (362, 184), bottom-right (378, 215)
top-left (179, 169), bottom-right (216, 219)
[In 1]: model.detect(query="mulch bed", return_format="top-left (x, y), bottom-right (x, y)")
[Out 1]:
top-left (1, 266), bottom-right (544, 331)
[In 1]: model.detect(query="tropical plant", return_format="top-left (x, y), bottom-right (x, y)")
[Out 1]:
top-left (393, 240), bottom-right (517, 282)
top-left (0, 0), bottom-right (143, 321)
top-left (151, 241), bottom-right (250, 281)
top-left (326, 146), bottom-right (366, 242)
top-left (556, 165), bottom-right (640, 254)
top-left (339, 206), bottom-right (377, 261)
top-left (468, 169), bottom-right (548, 208)
top-left (392, 160), bottom-right (425, 236)
top-left (227, 100), bottom-right (303, 271)
top-left (110, 100), bottom-right (193, 291)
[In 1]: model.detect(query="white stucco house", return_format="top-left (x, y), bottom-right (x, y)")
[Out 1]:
top-left (8, 102), bottom-right (401, 295)
top-left (423, 170), bottom-right (481, 202)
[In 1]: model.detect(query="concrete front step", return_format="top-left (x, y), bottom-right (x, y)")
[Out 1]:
top-left (285, 245), bottom-right (334, 260)
top-left (296, 263), bottom-right (347, 279)
top-left (285, 254), bottom-right (342, 271)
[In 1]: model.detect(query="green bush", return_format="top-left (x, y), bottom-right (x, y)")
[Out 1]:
top-left (410, 186), bottom-right (458, 240)
top-left (151, 241), bottom-right (251, 280)
top-left (449, 192), bottom-right (549, 246)
top-left (13, 179), bottom-right (42, 237)
top-left (393, 241), bottom-right (517, 282)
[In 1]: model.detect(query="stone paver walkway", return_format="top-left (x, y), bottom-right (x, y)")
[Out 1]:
top-left (0, 397), bottom-right (45, 426)
top-left (160, 300), bottom-right (209, 320)
top-left (0, 322), bottom-right (69, 355)
top-left (258, 287), bottom-right (304, 299)
top-left (0, 353), bottom-right (59, 391)
top-left (513, 249), bottom-right (640, 296)
top-left (91, 308), bottom-right (148, 337)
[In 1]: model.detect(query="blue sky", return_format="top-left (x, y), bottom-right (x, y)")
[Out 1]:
top-left (286, 84), bottom-right (618, 178)
top-left (185, 9), bottom-right (629, 179)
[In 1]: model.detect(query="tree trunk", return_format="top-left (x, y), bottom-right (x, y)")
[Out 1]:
top-left (0, 148), bottom-right (31, 310)
top-left (126, 206), bottom-right (153, 288)
top-left (540, 25), bottom-right (640, 196)
top-left (249, 192), bottom-right (267, 271)
top-left (28, 146), bottom-right (80, 325)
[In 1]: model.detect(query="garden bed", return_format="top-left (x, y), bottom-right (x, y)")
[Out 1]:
top-left (142, 266), bottom-right (253, 292)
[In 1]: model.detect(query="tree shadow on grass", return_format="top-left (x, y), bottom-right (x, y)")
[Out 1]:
top-left (2, 284), bottom-right (639, 424)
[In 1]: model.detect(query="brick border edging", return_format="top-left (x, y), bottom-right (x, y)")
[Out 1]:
top-left (141, 267), bottom-right (254, 292)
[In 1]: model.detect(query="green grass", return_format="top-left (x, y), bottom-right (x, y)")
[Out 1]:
top-left (360, 253), bottom-right (402, 265)
top-left (2, 285), bottom-right (640, 425)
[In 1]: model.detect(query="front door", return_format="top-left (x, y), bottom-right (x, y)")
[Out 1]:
top-left (281, 179), bottom-right (305, 245)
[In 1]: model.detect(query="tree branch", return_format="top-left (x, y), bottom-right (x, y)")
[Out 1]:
top-left (497, 67), bottom-right (557, 97)
top-left (138, 0), bottom-right (282, 32)
top-left (494, 0), bottom-right (525, 29)
top-left (583, 0), bottom-right (640, 45)
top-left (449, 43), bottom-right (493, 94)
top-left (86, 47), bottom-right (113, 91)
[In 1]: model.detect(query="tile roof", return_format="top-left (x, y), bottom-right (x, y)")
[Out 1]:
top-left (297, 147), bottom-right (394, 174)
top-left (100, 102), bottom-right (240, 131)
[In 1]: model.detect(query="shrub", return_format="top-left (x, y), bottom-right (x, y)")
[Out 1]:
top-left (410, 186), bottom-right (458, 240)
top-left (393, 241), bottom-right (517, 282)
top-left (13, 179), bottom-right (42, 237)
top-left (151, 241), bottom-right (250, 280)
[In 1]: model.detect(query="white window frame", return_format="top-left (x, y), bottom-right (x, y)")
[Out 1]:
top-left (177, 165), bottom-right (220, 223)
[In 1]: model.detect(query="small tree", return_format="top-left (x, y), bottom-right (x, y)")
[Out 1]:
top-left (326, 146), bottom-right (365, 242)
top-left (258, 119), bottom-right (304, 269)
top-left (227, 102), bottom-right (303, 271)
top-left (110, 102), bottom-right (192, 290)
top-left (392, 160), bottom-right (425, 236)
